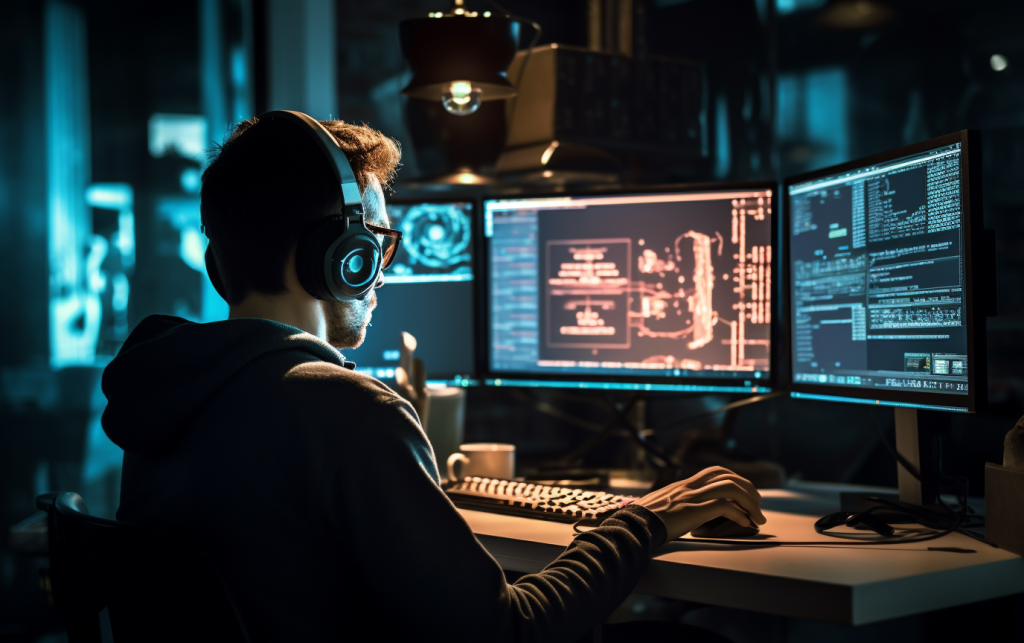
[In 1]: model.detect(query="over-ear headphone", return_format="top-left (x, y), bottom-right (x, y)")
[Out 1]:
top-left (202, 110), bottom-right (385, 303)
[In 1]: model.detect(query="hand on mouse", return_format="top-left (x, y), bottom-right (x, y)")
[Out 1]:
top-left (634, 466), bottom-right (767, 543)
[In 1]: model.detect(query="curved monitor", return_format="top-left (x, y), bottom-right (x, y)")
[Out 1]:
top-left (480, 185), bottom-right (778, 393)
top-left (784, 131), bottom-right (987, 413)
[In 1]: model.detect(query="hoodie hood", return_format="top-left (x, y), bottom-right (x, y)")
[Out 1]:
top-left (102, 315), bottom-right (347, 456)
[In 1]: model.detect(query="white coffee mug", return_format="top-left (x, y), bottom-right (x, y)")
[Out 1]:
top-left (446, 443), bottom-right (515, 481)
top-left (424, 387), bottom-right (466, 473)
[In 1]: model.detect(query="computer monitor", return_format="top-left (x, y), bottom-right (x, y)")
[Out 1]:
top-left (785, 130), bottom-right (990, 414)
top-left (480, 185), bottom-right (777, 393)
top-left (344, 198), bottom-right (477, 385)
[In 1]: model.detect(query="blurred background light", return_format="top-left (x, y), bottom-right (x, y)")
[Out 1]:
top-left (84, 183), bottom-right (132, 210)
top-left (147, 113), bottom-right (208, 161)
top-left (775, 0), bottom-right (827, 15)
top-left (180, 167), bottom-right (202, 193)
top-left (817, 0), bottom-right (895, 29)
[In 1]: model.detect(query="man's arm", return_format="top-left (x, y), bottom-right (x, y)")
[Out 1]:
top-left (320, 395), bottom-right (665, 642)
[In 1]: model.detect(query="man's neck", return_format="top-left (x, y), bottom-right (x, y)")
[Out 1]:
top-left (229, 291), bottom-right (326, 340)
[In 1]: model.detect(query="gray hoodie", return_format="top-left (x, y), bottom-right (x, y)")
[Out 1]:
top-left (102, 314), bottom-right (665, 642)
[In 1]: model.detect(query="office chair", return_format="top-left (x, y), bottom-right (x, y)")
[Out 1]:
top-left (36, 492), bottom-right (250, 643)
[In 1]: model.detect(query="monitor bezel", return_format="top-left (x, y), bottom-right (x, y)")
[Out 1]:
top-left (368, 195), bottom-right (480, 384)
top-left (476, 181), bottom-right (780, 392)
top-left (782, 129), bottom-right (985, 413)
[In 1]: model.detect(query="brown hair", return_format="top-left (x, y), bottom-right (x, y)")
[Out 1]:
top-left (318, 120), bottom-right (402, 193)
top-left (200, 117), bottom-right (401, 305)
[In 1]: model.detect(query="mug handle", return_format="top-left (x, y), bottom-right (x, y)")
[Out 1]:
top-left (447, 453), bottom-right (470, 482)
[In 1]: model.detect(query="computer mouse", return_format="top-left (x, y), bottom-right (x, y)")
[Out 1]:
top-left (691, 516), bottom-right (760, 538)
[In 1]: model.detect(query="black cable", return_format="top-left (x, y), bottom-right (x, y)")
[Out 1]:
top-left (484, 0), bottom-right (542, 114)
top-left (862, 408), bottom-right (921, 479)
top-left (547, 389), bottom-right (616, 410)
top-left (576, 409), bottom-right (984, 550)
top-left (861, 409), bottom-right (992, 545)
top-left (635, 416), bottom-right (974, 548)
top-left (639, 489), bottom-right (970, 549)
top-left (484, 0), bottom-right (542, 82)
top-left (653, 390), bottom-right (787, 432)
top-left (779, 410), bottom-right (984, 547)
top-left (514, 386), bottom-right (786, 439)
top-left (507, 389), bottom-right (606, 433)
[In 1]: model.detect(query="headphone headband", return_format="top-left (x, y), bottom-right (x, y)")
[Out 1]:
top-left (258, 110), bottom-right (362, 208)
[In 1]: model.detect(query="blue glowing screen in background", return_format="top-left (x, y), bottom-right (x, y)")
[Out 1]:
top-left (386, 201), bottom-right (473, 283)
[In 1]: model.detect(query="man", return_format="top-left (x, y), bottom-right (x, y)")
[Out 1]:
top-left (101, 115), bottom-right (766, 641)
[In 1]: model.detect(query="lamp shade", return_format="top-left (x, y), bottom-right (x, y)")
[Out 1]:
top-left (400, 16), bottom-right (520, 101)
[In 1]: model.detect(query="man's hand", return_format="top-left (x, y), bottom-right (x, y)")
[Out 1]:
top-left (394, 331), bottom-right (430, 428)
top-left (634, 466), bottom-right (767, 542)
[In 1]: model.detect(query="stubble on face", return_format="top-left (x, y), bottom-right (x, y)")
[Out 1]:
top-left (323, 291), bottom-right (376, 349)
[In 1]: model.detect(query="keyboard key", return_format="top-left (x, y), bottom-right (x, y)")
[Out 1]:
top-left (444, 478), bottom-right (639, 525)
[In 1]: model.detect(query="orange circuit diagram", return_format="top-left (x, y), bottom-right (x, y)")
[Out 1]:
top-left (542, 195), bottom-right (771, 373)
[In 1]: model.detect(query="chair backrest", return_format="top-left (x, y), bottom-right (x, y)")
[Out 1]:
top-left (37, 492), bottom-right (250, 643)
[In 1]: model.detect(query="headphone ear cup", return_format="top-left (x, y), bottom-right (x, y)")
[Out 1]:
top-left (205, 245), bottom-right (228, 302)
top-left (296, 215), bottom-right (383, 302)
top-left (295, 217), bottom-right (338, 301)
top-left (334, 235), bottom-right (381, 298)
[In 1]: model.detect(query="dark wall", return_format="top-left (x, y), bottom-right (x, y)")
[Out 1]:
top-left (1, 1), bottom-right (1023, 639)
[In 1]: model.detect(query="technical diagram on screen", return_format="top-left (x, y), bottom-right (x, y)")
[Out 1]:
top-left (343, 199), bottom-right (476, 384)
top-left (484, 189), bottom-right (774, 386)
top-left (787, 141), bottom-right (971, 398)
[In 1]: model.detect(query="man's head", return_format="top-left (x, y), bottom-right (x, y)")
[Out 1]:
top-left (200, 116), bottom-right (401, 349)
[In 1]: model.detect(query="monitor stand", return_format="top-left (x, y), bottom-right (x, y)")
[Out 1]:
top-left (519, 394), bottom-right (669, 487)
top-left (554, 394), bottom-right (673, 470)
top-left (526, 393), bottom-right (787, 490)
top-left (840, 407), bottom-right (951, 521)
top-left (894, 407), bottom-right (947, 506)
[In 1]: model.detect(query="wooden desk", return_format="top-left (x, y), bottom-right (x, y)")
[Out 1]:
top-left (459, 487), bottom-right (1024, 626)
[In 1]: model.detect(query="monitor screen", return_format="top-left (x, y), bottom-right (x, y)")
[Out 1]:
top-left (787, 138), bottom-right (972, 408)
top-left (482, 187), bottom-right (775, 392)
top-left (344, 199), bottom-right (476, 385)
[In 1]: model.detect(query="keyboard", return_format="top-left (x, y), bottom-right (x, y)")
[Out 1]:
top-left (443, 477), bottom-right (640, 524)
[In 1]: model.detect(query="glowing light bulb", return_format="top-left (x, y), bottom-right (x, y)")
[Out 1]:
top-left (991, 54), bottom-right (1009, 72)
top-left (441, 80), bottom-right (482, 116)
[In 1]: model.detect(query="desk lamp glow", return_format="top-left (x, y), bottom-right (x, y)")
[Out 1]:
top-left (399, 0), bottom-right (520, 116)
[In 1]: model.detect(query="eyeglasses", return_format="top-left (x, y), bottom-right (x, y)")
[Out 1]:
top-left (365, 222), bottom-right (402, 271)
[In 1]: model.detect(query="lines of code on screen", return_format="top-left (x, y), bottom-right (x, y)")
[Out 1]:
top-left (788, 143), bottom-right (969, 395)
top-left (486, 191), bottom-right (773, 382)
